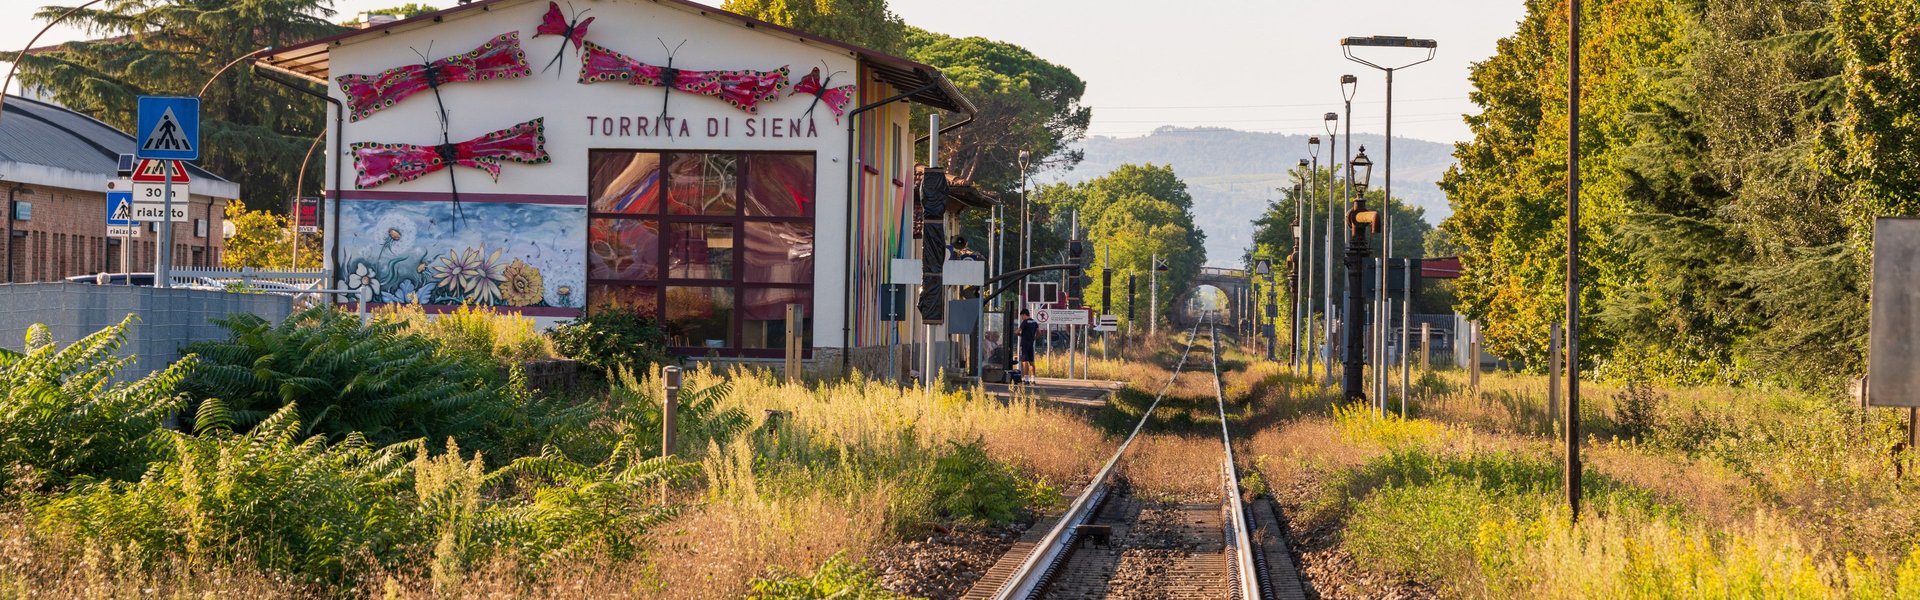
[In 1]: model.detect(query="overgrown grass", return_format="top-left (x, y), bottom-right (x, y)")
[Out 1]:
top-left (1245, 367), bottom-right (1920, 598)
top-left (0, 312), bottom-right (1113, 598)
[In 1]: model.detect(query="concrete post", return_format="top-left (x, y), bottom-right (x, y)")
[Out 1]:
top-left (662, 366), bottom-right (682, 458)
top-left (1549, 323), bottom-right (1561, 429)
top-left (785, 303), bottom-right (803, 384)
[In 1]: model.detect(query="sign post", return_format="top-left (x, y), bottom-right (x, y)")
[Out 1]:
top-left (135, 96), bottom-right (199, 288)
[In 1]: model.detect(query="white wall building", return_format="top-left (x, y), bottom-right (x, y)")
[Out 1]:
top-left (257, 0), bottom-right (971, 366)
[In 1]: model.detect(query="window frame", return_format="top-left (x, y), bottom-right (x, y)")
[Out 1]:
top-left (586, 149), bottom-right (816, 358)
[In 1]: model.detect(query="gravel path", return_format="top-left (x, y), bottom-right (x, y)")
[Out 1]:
top-left (872, 522), bottom-right (1030, 600)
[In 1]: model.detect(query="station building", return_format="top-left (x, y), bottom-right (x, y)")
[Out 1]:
top-left (0, 94), bottom-right (237, 282)
top-left (256, 0), bottom-right (973, 367)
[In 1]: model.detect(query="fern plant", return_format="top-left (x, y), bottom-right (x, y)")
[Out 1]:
top-left (36, 401), bottom-right (426, 584)
top-left (486, 437), bottom-right (699, 563)
top-left (182, 305), bottom-right (514, 451)
top-left (0, 317), bottom-right (186, 493)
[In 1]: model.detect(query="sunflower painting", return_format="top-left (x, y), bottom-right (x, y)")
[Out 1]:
top-left (337, 198), bottom-right (584, 314)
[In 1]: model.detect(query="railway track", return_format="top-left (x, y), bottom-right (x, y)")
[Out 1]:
top-left (968, 314), bottom-right (1304, 600)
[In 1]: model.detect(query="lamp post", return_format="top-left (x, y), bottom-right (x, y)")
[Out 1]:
top-left (1301, 147), bottom-right (1317, 377)
top-left (1320, 111), bottom-right (1336, 384)
top-left (1343, 35), bottom-right (1437, 407)
top-left (1341, 148), bottom-right (1375, 403)
top-left (1294, 171), bottom-right (1307, 368)
top-left (1333, 77), bottom-right (1356, 387)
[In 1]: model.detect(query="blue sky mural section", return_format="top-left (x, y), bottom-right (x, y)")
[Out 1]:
top-left (337, 199), bottom-right (586, 310)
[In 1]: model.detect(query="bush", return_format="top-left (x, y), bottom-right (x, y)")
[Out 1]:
top-left (182, 305), bottom-right (514, 450)
top-left (748, 553), bottom-right (902, 599)
top-left (381, 304), bottom-right (556, 367)
top-left (1346, 477), bottom-right (1494, 590)
top-left (36, 403), bottom-right (425, 584)
top-left (928, 439), bottom-right (1025, 524)
top-left (1610, 381), bottom-right (1665, 440)
top-left (0, 317), bottom-right (186, 493)
top-left (549, 307), bottom-right (673, 378)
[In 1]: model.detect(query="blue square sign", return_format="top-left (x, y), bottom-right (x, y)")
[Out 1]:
top-left (106, 192), bottom-right (133, 226)
top-left (135, 96), bottom-right (199, 160)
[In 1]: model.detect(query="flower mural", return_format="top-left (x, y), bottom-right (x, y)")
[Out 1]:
top-left (337, 199), bottom-right (585, 314)
top-left (346, 263), bottom-right (383, 298)
top-left (430, 246), bottom-right (507, 304)
top-left (501, 259), bottom-right (545, 306)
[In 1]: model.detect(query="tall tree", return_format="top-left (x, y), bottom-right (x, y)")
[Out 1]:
top-left (6, 0), bottom-right (344, 215)
top-left (903, 27), bottom-right (1091, 196)
top-left (720, 0), bottom-right (906, 53)
top-left (1037, 164), bottom-right (1204, 330)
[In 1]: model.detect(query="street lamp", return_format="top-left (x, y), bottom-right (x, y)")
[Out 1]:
top-left (1341, 147), bottom-right (1375, 403)
top-left (1343, 35), bottom-right (1436, 407)
top-left (1321, 111), bottom-right (1340, 386)
top-left (1303, 142), bottom-right (1319, 377)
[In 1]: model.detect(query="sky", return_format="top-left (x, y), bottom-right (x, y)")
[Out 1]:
top-left (1, 0), bottom-right (1527, 144)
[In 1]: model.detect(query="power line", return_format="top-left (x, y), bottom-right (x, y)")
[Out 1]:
top-left (1094, 112), bottom-right (1464, 124)
top-left (1088, 96), bottom-right (1467, 110)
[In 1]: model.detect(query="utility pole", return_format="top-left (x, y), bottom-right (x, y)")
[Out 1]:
top-left (1566, 0), bottom-right (1585, 523)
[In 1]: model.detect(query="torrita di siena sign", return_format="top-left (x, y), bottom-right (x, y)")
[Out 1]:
top-left (585, 115), bottom-right (821, 139)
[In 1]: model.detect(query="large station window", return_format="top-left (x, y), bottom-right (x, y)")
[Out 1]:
top-left (587, 150), bottom-right (815, 357)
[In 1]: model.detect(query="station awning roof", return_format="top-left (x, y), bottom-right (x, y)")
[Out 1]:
top-left (252, 0), bottom-right (974, 114)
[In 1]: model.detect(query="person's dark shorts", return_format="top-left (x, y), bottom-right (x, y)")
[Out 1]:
top-left (1019, 344), bottom-right (1036, 362)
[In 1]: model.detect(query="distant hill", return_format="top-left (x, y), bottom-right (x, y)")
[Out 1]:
top-left (1048, 127), bottom-right (1458, 267)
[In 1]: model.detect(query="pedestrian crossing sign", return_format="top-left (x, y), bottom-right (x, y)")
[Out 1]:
top-left (136, 96), bottom-right (199, 160)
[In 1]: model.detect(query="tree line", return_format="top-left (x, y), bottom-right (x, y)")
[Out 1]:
top-left (1444, 0), bottom-right (1918, 389)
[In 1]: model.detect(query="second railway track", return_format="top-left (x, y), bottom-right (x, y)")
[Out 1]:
top-left (974, 314), bottom-right (1300, 600)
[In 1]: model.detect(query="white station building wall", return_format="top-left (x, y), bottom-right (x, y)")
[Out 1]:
top-left (320, 0), bottom-right (861, 348)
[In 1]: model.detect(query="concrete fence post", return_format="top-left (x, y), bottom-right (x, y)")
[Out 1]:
top-left (662, 366), bottom-right (682, 458)
top-left (1469, 321), bottom-right (1481, 392)
top-left (1549, 323), bottom-right (1562, 430)
top-left (784, 303), bottom-right (802, 384)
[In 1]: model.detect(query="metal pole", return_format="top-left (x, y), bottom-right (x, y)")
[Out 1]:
top-left (1305, 153), bottom-right (1317, 378)
top-left (155, 165), bottom-right (174, 288)
top-left (1293, 182), bottom-right (1304, 371)
top-left (1150, 253), bottom-right (1159, 336)
top-left (1329, 94), bottom-right (1349, 387)
top-left (1375, 67), bottom-right (1394, 407)
top-left (1566, 0), bottom-right (1585, 523)
top-left (1401, 258), bottom-right (1411, 412)
top-left (1069, 211), bottom-right (1078, 379)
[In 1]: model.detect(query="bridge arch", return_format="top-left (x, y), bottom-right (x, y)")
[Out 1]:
top-left (1173, 267), bottom-right (1253, 329)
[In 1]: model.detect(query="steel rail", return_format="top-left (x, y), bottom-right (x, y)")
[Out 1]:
top-left (1212, 318), bottom-right (1263, 599)
top-left (992, 314), bottom-right (1211, 599)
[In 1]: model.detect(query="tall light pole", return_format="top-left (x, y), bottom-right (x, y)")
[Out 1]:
top-left (1343, 35), bottom-right (1437, 407)
top-left (1322, 111), bottom-right (1341, 386)
top-left (1341, 148), bottom-right (1375, 403)
top-left (1019, 149), bottom-right (1031, 274)
top-left (1566, 0), bottom-right (1585, 523)
top-left (1303, 143), bottom-right (1319, 378)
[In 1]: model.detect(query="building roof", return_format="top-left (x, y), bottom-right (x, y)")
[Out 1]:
top-left (0, 94), bottom-right (240, 199)
top-left (253, 0), bottom-right (974, 114)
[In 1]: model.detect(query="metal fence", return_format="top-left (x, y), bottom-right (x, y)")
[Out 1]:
top-left (165, 267), bottom-right (370, 323)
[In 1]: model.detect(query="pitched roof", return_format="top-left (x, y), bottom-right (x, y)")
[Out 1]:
top-left (253, 0), bottom-right (973, 114)
top-left (0, 94), bottom-right (239, 198)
